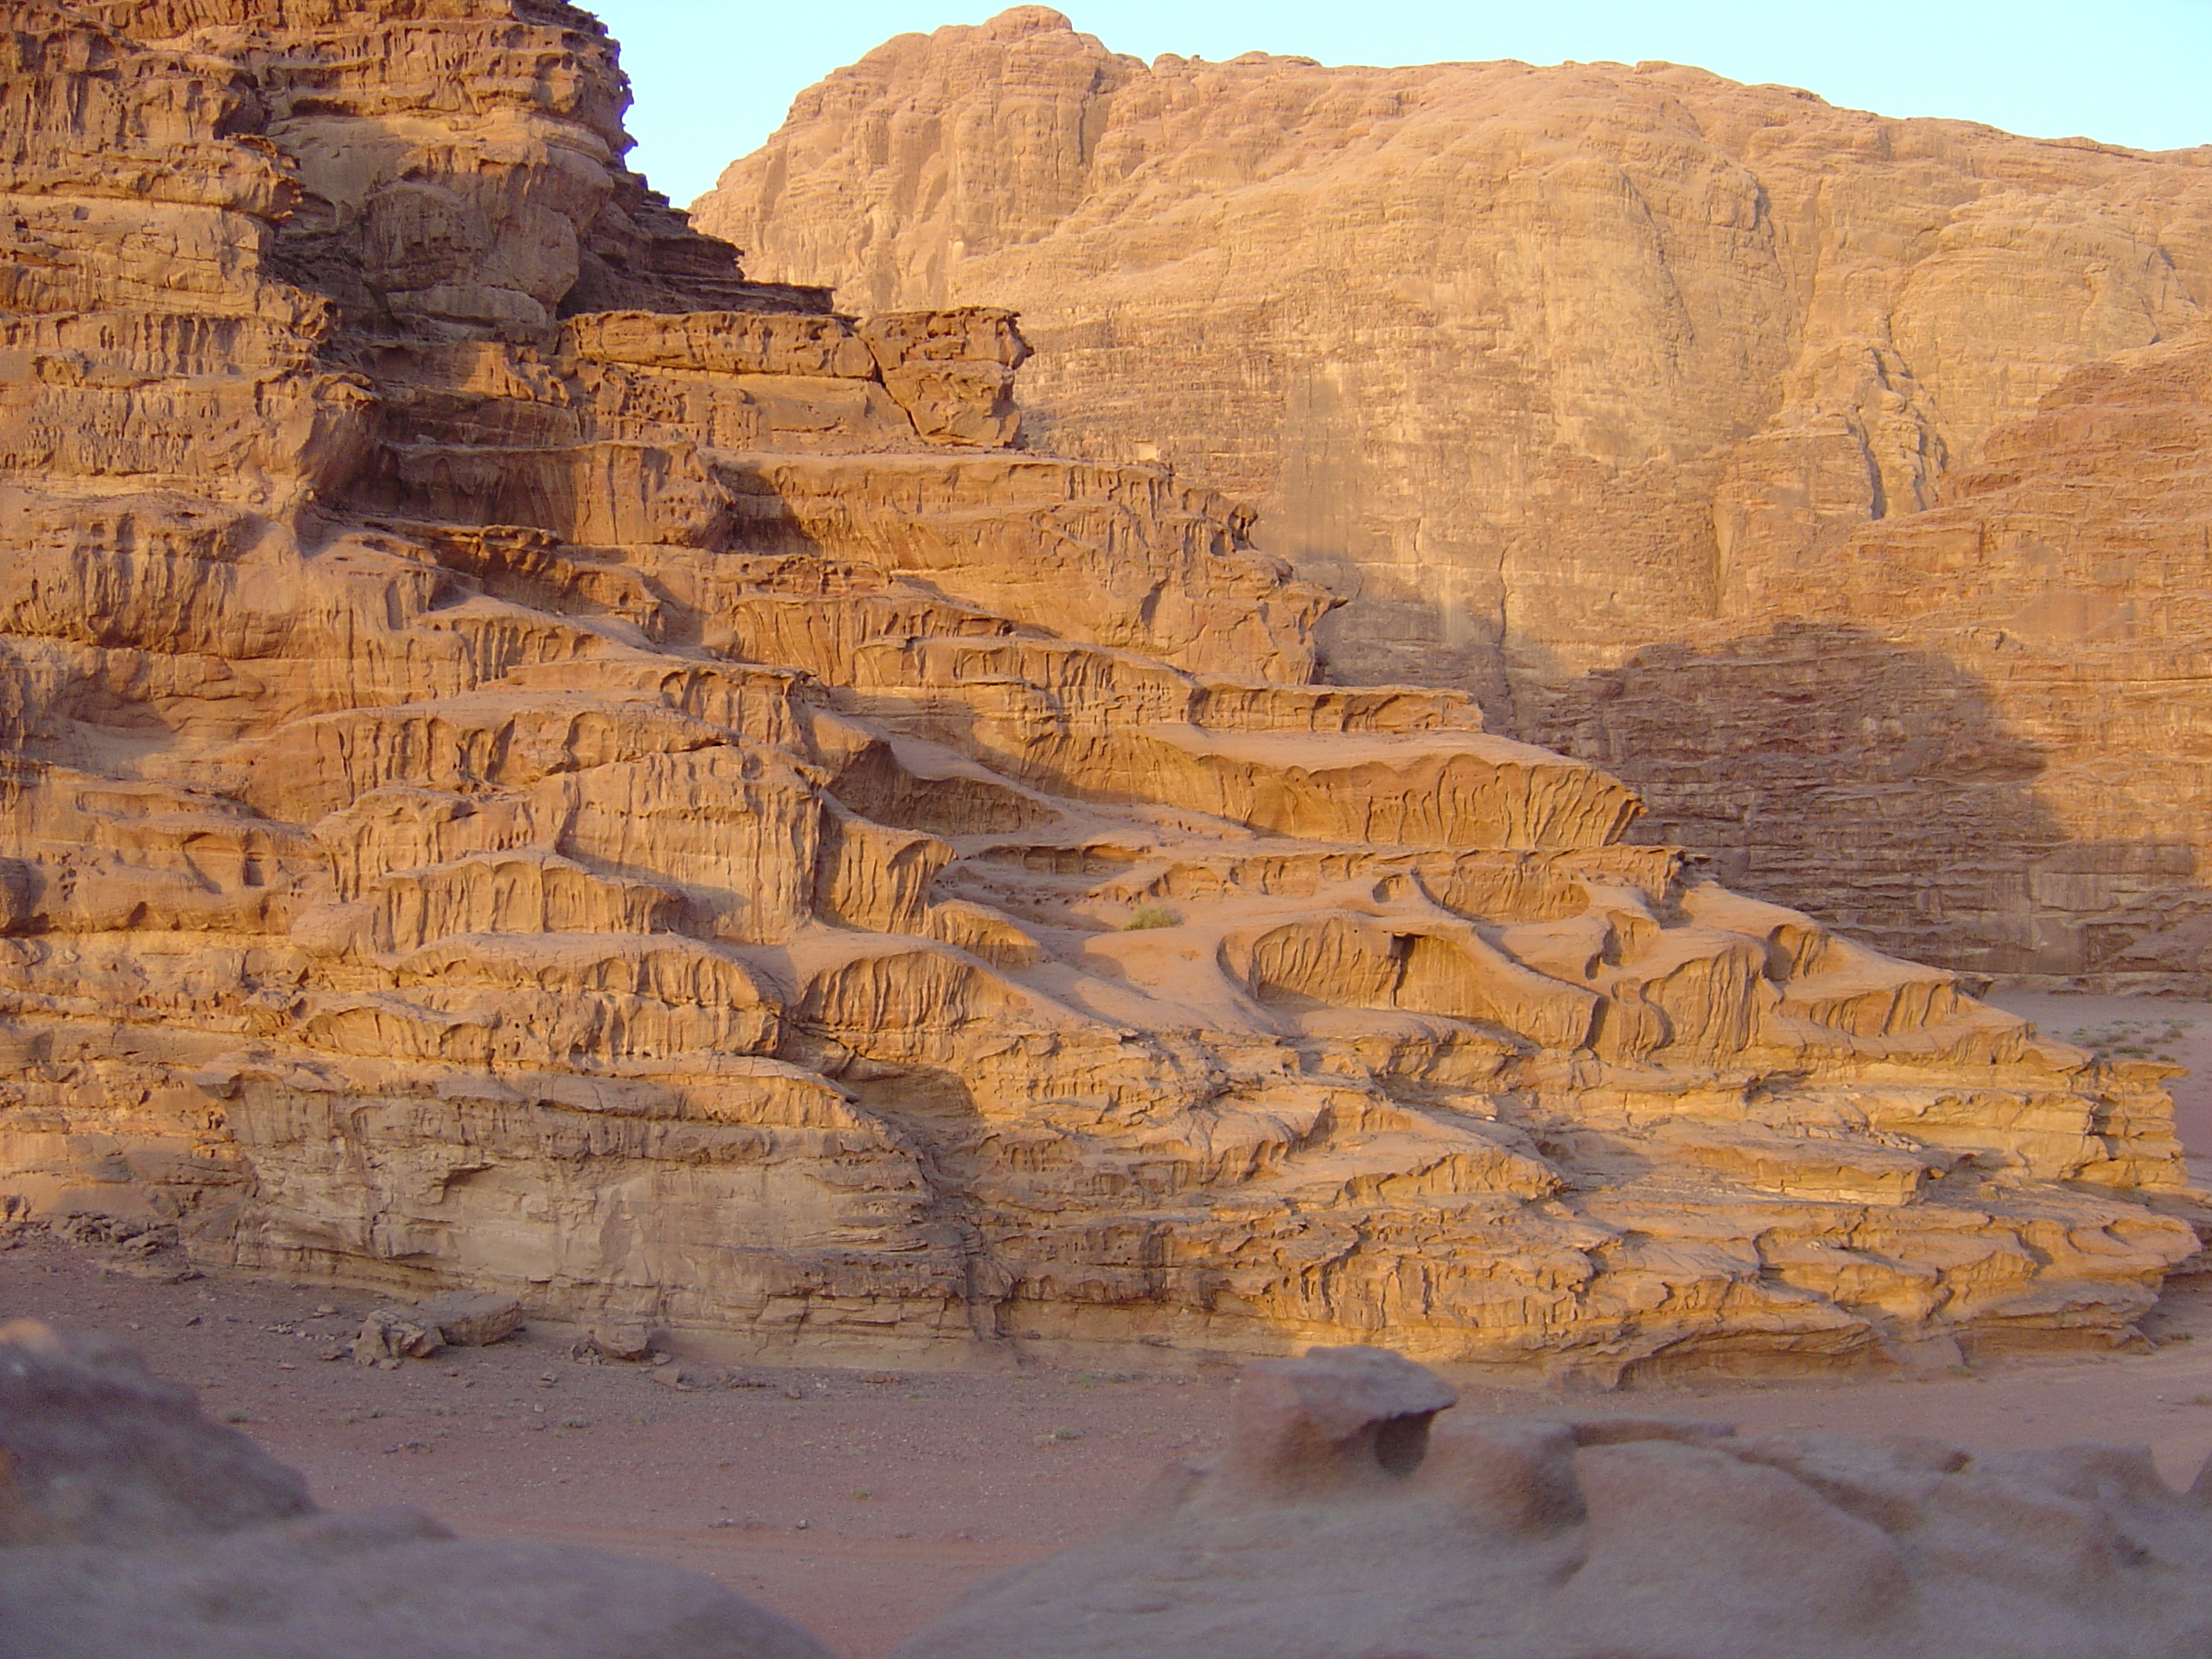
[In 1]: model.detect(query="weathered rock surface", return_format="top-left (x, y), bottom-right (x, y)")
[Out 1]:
top-left (897, 1342), bottom-right (2212, 1659)
top-left (0, 1), bottom-right (2203, 1377)
top-left (0, 1322), bottom-right (833, 1658)
top-left (1559, 328), bottom-right (2212, 984)
top-left (0, 1317), bottom-right (311, 1545)
top-left (352, 1305), bottom-right (445, 1366)
top-left (698, 9), bottom-right (2212, 983)
top-left (417, 1289), bottom-right (526, 1345)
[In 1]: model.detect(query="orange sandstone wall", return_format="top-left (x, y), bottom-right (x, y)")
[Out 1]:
top-left (698, 7), bottom-right (2212, 982)
top-left (0, 2), bottom-right (2198, 1377)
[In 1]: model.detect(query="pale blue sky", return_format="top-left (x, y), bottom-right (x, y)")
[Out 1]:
top-left (590, 2), bottom-right (2212, 209)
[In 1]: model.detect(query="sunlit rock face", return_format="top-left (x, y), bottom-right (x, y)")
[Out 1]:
top-left (697, 8), bottom-right (2212, 985)
top-left (0, 1), bottom-right (2203, 1380)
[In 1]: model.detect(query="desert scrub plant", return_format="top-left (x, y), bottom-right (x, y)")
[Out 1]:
top-left (2065, 1018), bottom-right (2192, 1064)
top-left (1122, 903), bottom-right (1183, 930)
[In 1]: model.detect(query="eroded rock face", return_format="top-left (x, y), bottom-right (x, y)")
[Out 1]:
top-left (1555, 327), bottom-right (2212, 983)
top-left (0, 1), bottom-right (2203, 1377)
top-left (697, 9), bottom-right (2212, 983)
top-left (897, 1343), bottom-right (2212, 1659)
top-left (0, 1324), bottom-right (833, 1659)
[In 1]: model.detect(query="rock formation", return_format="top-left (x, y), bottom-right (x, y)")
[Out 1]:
top-left (0, 1321), bottom-right (832, 1657)
top-left (0, 0), bottom-right (2203, 1377)
top-left (698, 8), bottom-right (2212, 983)
top-left (1545, 328), bottom-right (2212, 981)
top-left (897, 1342), bottom-right (2212, 1659)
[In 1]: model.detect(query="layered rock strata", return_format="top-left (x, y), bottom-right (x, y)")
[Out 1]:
top-left (899, 1344), bottom-right (2212, 1659)
top-left (699, 8), bottom-right (2212, 982)
top-left (1543, 328), bottom-right (2212, 981)
top-left (0, 1), bottom-right (2202, 1377)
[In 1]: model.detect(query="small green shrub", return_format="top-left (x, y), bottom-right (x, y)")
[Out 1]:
top-left (1122, 904), bottom-right (1182, 931)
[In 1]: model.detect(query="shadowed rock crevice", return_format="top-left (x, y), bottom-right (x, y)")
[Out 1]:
top-left (1526, 622), bottom-right (2212, 988)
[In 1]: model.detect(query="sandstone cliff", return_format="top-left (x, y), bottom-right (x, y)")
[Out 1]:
top-left (0, 1), bottom-right (2202, 1378)
top-left (697, 7), bottom-right (2212, 984)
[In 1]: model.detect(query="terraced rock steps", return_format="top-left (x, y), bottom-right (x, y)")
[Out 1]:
top-left (0, 0), bottom-right (2202, 1381)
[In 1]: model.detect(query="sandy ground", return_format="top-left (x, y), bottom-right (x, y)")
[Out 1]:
top-left (15, 989), bottom-right (2212, 1658)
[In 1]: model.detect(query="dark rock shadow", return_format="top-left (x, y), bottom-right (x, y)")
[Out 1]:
top-left (1505, 620), bottom-right (2209, 988)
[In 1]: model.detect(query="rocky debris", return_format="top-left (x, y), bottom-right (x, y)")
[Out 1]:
top-left (352, 1294), bottom-right (521, 1364)
top-left (651, 1363), bottom-right (732, 1392)
top-left (0, 1324), bottom-right (835, 1658)
top-left (701, 10), bottom-right (2212, 985)
top-left (575, 1323), bottom-right (661, 1364)
top-left (43, 1215), bottom-right (201, 1283)
top-left (352, 1309), bottom-right (443, 1368)
top-left (0, 0), bottom-right (2203, 1379)
top-left (53, 1216), bottom-right (174, 1259)
top-left (895, 1342), bottom-right (2212, 1659)
top-left (416, 1292), bottom-right (525, 1347)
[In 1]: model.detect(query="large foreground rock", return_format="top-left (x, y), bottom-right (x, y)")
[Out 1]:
top-left (897, 1344), bottom-right (2212, 1659)
top-left (700, 8), bottom-right (2212, 986)
top-left (0, 1324), bottom-right (831, 1658)
top-left (0, 1), bottom-right (2203, 1377)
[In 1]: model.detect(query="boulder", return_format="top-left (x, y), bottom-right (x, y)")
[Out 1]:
top-left (352, 1309), bottom-right (443, 1367)
top-left (0, 1324), bottom-right (833, 1659)
top-left (0, 1319), bottom-right (311, 1546)
top-left (894, 1344), bottom-right (2212, 1659)
top-left (578, 1323), bottom-right (658, 1363)
top-left (416, 1293), bottom-right (524, 1348)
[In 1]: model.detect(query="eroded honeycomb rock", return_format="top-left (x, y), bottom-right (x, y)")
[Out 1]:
top-left (0, 1), bottom-right (2203, 1378)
